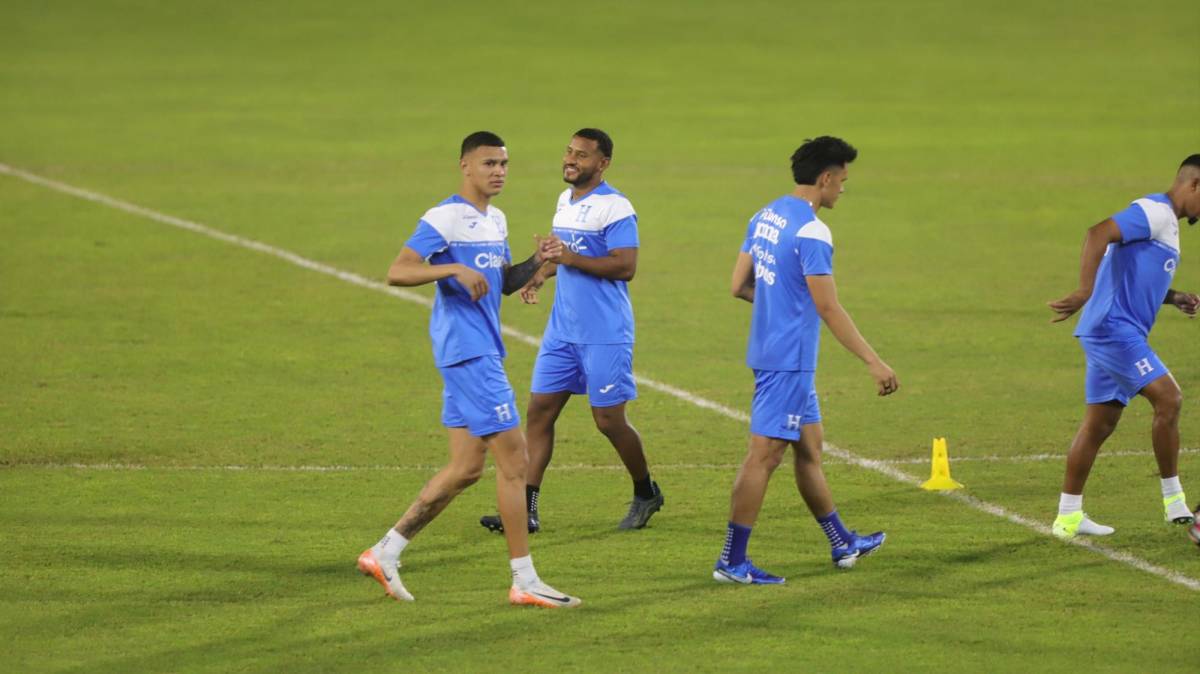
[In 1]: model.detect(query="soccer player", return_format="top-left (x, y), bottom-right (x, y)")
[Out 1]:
top-left (479, 128), bottom-right (663, 533)
top-left (356, 131), bottom-right (580, 608)
top-left (713, 136), bottom-right (899, 585)
top-left (1047, 154), bottom-right (1200, 540)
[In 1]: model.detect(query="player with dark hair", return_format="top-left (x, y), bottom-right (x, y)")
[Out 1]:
top-left (713, 136), bottom-right (898, 585)
top-left (1048, 154), bottom-right (1200, 540)
top-left (479, 127), bottom-right (664, 534)
top-left (356, 131), bottom-right (581, 608)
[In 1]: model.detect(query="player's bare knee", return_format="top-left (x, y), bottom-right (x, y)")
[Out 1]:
top-left (1154, 390), bottom-right (1183, 423)
top-left (592, 408), bottom-right (628, 437)
top-left (450, 461), bottom-right (485, 489)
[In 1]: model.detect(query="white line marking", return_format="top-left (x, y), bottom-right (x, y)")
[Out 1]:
top-left (4, 161), bottom-right (1197, 592)
top-left (2, 461), bottom-right (744, 473)
top-left (10, 447), bottom-right (1198, 474)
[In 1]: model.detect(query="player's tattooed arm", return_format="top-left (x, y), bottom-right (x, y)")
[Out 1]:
top-left (1164, 289), bottom-right (1200, 316)
top-left (504, 234), bottom-right (558, 295)
top-left (503, 253), bottom-right (543, 295)
top-left (731, 251), bottom-right (755, 303)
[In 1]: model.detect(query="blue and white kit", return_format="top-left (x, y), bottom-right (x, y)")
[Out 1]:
top-left (1074, 193), bottom-right (1181, 405)
top-left (741, 195), bottom-right (833, 440)
top-left (405, 194), bottom-right (520, 436)
top-left (532, 181), bottom-right (640, 407)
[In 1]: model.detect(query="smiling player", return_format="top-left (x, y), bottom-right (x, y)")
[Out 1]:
top-left (480, 128), bottom-right (663, 534)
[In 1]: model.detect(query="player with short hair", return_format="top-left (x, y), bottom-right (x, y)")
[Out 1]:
top-left (357, 131), bottom-right (580, 608)
top-left (1047, 154), bottom-right (1200, 540)
top-left (479, 128), bottom-right (663, 534)
top-left (713, 136), bottom-right (899, 585)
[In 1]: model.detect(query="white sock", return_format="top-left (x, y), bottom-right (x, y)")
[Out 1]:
top-left (1161, 475), bottom-right (1183, 499)
top-left (509, 555), bottom-right (540, 589)
top-left (373, 529), bottom-right (409, 562)
top-left (1058, 493), bottom-right (1083, 516)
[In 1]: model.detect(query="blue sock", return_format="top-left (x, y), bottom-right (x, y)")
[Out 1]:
top-left (817, 510), bottom-right (851, 548)
top-left (721, 522), bottom-right (752, 565)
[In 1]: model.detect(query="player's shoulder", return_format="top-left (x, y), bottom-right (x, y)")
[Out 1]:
top-left (421, 195), bottom-right (506, 241)
top-left (591, 182), bottom-right (636, 216)
top-left (421, 194), bottom-right (468, 226)
top-left (1131, 193), bottom-right (1175, 221)
top-left (795, 216), bottom-right (832, 246)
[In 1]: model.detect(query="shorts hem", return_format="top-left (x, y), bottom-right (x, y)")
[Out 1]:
top-left (588, 394), bottom-right (637, 409)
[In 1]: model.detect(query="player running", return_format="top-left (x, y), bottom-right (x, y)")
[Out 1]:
top-left (479, 128), bottom-right (663, 534)
top-left (1047, 154), bottom-right (1200, 540)
top-left (357, 131), bottom-right (580, 608)
top-left (713, 136), bottom-right (899, 585)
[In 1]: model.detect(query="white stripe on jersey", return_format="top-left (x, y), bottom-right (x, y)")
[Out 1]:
top-left (1133, 198), bottom-right (1180, 252)
top-left (553, 189), bottom-right (635, 233)
top-left (422, 201), bottom-right (508, 243)
top-left (795, 218), bottom-right (833, 245)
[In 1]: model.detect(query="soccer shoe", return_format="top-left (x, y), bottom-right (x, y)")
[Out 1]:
top-left (1163, 493), bottom-right (1193, 524)
top-left (712, 558), bottom-right (786, 585)
top-left (479, 513), bottom-right (540, 534)
top-left (1051, 512), bottom-right (1115, 540)
top-left (832, 530), bottom-right (886, 569)
top-left (356, 548), bottom-right (414, 602)
top-left (618, 482), bottom-right (664, 530)
top-left (508, 580), bottom-right (581, 608)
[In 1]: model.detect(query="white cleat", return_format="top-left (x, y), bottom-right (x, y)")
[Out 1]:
top-left (1164, 494), bottom-right (1193, 524)
top-left (1052, 512), bottom-right (1114, 540)
top-left (357, 548), bottom-right (415, 601)
top-left (509, 580), bottom-right (581, 609)
top-left (1076, 515), bottom-right (1115, 536)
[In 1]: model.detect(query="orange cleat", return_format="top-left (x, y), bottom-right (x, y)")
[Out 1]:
top-left (357, 548), bottom-right (414, 601)
top-left (508, 581), bottom-right (581, 608)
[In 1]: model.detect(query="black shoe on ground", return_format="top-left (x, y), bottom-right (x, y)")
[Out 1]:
top-left (618, 482), bottom-right (663, 530)
top-left (480, 513), bottom-right (540, 534)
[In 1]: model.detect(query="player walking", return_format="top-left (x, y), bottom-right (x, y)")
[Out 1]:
top-left (480, 128), bottom-right (663, 534)
top-left (357, 131), bottom-right (580, 608)
top-left (1047, 155), bottom-right (1200, 540)
top-left (713, 136), bottom-right (899, 585)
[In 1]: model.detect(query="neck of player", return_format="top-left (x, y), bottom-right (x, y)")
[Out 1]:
top-left (460, 183), bottom-right (492, 213)
top-left (571, 176), bottom-right (603, 201)
top-left (791, 185), bottom-right (821, 213)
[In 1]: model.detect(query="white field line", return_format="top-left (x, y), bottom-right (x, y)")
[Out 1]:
top-left (3, 161), bottom-right (1197, 592)
top-left (8, 447), bottom-right (1200, 474)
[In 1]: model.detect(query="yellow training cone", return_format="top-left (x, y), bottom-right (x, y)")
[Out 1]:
top-left (920, 437), bottom-right (964, 491)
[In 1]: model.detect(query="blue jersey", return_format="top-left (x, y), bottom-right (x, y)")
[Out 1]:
top-left (404, 194), bottom-right (512, 367)
top-left (1075, 194), bottom-right (1180, 340)
top-left (742, 195), bottom-right (833, 372)
top-left (544, 182), bottom-right (639, 344)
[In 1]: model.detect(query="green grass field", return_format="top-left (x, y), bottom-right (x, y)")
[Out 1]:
top-left (3, 1), bottom-right (1200, 671)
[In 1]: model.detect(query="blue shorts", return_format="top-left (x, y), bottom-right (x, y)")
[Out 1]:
top-left (1079, 337), bottom-right (1169, 406)
top-left (749, 369), bottom-right (821, 441)
top-left (530, 337), bottom-right (637, 408)
top-left (439, 355), bottom-right (520, 437)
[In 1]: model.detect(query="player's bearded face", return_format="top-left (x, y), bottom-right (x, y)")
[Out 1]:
top-left (562, 138), bottom-right (607, 186)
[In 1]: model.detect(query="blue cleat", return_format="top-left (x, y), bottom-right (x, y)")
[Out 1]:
top-left (831, 530), bottom-right (886, 569)
top-left (712, 558), bottom-right (786, 585)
